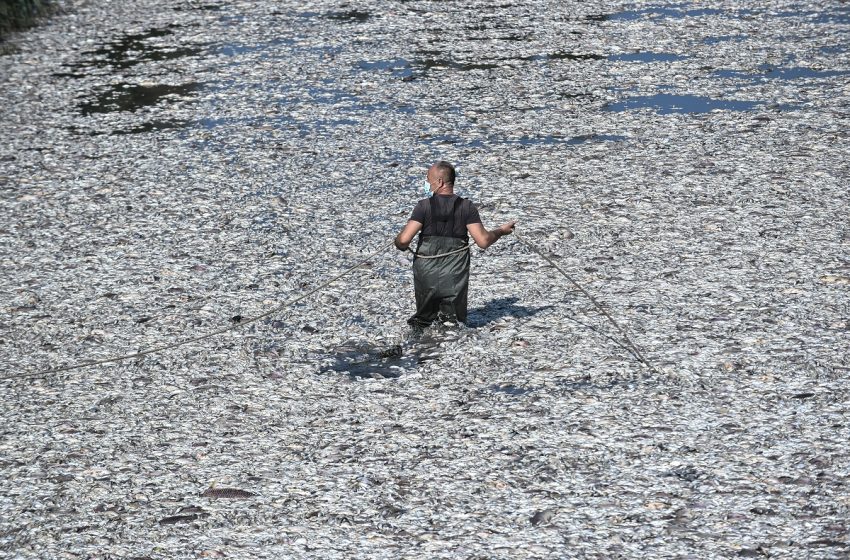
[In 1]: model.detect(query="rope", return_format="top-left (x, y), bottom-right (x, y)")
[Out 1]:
top-left (406, 244), bottom-right (470, 259)
top-left (513, 232), bottom-right (659, 374)
top-left (0, 240), bottom-right (394, 382)
top-left (3, 231), bottom-right (659, 382)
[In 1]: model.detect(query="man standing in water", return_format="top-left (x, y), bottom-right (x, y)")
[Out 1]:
top-left (395, 161), bottom-right (516, 328)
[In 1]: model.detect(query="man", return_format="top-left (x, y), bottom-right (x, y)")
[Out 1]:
top-left (395, 161), bottom-right (517, 328)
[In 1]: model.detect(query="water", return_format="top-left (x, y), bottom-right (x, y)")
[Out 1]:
top-left (4, 2), bottom-right (850, 558)
top-left (608, 52), bottom-right (687, 63)
top-left (320, 342), bottom-right (415, 379)
top-left (79, 82), bottom-right (200, 116)
top-left (62, 0), bottom-right (836, 132)
top-left (714, 65), bottom-right (850, 82)
top-left (320, 334), bottom-right (452, 380)
top-left (56, 25), bottom-right (202, 76)
top-left (605, 93), bottom-right (764, 114)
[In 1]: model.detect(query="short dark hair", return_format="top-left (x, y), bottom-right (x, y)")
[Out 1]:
top-left (433, 161), bottom-right (456, 185)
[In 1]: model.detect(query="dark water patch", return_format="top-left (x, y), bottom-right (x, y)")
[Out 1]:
top-left (324, 10), bottom-right (371, 23)
top-left (467, 33), bottom-right (530, 42)
top-left (606, 7), bottom-right (726, 21)
top-left (609, 52), bottom-right (687, 63)
top-left (173, 3), bottom-right (223, 11)
top-left (64, 26), bottom-right (201, 73)
top-left (524, 51), bottom-right (605, 63)
top-left (715, 65), bottom-right (850, 82)
top-left (0, 42), bottom-right (21, 56)
top-left (79, 82), bottom-right (200, 116)
top-left (605, 93), bottom-right (766, 114)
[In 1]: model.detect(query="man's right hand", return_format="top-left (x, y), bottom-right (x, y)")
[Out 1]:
top-left (500, 221), bottom-right (517, 235)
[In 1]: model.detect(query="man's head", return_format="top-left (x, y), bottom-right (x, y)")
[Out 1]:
top-left (427, 161), bottom-right (456, 194)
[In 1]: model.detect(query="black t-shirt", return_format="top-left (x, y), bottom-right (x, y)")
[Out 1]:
top-left (410, 194), bottom-right (482, 240)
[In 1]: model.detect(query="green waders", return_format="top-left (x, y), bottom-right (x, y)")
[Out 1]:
top-left (409, 236), bottom-right (471, 328)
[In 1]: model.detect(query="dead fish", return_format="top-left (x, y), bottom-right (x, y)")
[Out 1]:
top-left (530, 509), bottom-right (556, 526)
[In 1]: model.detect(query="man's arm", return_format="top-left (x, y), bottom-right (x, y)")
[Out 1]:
top-left (467, 221), bottom-right (517, 249)
top-left (395, 220), bottom-right (423, 250)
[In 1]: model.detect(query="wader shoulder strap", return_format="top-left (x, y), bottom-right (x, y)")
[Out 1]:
top-left (427, 196), bottom-right (464, 237)
top-left (418, 196), bottom-right (466, 250)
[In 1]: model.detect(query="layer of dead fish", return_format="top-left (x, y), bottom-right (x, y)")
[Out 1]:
top-left (1, 0), bottom-right (848, 558)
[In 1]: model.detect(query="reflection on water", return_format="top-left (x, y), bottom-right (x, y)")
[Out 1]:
top-left (79, 82), bottom-right (200, 116)
top-left (58, 26), bottom-right (202, 76)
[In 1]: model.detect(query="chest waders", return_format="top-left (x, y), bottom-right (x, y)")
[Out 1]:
top-left (409, 196), bottom-right (471, 327)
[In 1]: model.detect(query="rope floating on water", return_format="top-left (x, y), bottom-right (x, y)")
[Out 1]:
top-left (514, 231), bottom-right (659, 374)
top-left (0, 241), bottom-right (394, 382)
top-left (3, 232), bottom-right (658, 381)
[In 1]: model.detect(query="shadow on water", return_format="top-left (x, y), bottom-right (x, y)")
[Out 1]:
top-left (320, 342), bottom-right (415, 379)
top-left (320, 331), bottom-right (452, 379)
top-left (467, 296), bottom-right (553, 328)
top-left (79, 82), bottom-right (200, 116)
